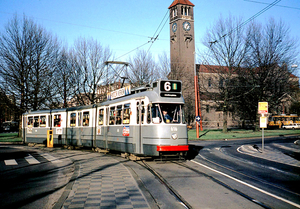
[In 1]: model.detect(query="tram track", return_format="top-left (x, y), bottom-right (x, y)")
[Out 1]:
top-left (139, 160), bottom-right (192, 209)
top-left (139, 159), bottom-right (272, 209)
top-left (174, 161), bottom-right (272, 209)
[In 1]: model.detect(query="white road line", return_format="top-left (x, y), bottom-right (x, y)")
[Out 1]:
top-left (40, 153), bottom-right (62, 163)
top-left (4, 159), bottom-right (18, 165)
top-left (191, 159), bottom-right (300, 208)
top-left (25, 154), bottom-right (40, 164)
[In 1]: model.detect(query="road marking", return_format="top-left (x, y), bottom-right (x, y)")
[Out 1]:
top-left (40, 153), bottom-right (62, 163)
top-left (191, 159), bottom-right (300, 208)
top-left (25, 154), bottom-right (40, 164)
top-left (4, 159), bottom-right (18, 165)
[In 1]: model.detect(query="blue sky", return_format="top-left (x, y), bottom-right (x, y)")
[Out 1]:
top-left (0, 0), bottom-right (299, 68)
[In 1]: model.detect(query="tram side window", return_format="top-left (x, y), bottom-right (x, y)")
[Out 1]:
top-left (151, 104), bottom-right (162, 124)
top-left (109, 107), bottom-right (115, 125)
top-left (78, 112), bottom-right (82, 126)
top-left (48, 115), bottom-right (52, 127)
top-left (70, 113), bottom-right (76, 127)
top-left (28, 116), bottom-right (33, 127)
top-left (136, 102), bottom-right (145, 124)
top-left (40, 115), bottom-right (46, 127)
top-left (54, 114), bottom-right (61, 127)
top-left (116, 105), bottom-right (122, 125)
top-left (98, 109), bottom-right (104, 125)
top-left (83, 111), bottom-right (89, 126)
top-left (106, 108), bottom-right (109, 125)
top-left (123, 103), bottom-right (130, 124)
top-left (147, 104), bottom-right (151, 124)
top-left (34, 116), bottom-right (39, 127)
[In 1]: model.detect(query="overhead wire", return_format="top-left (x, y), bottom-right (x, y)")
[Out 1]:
top-left (244, 0), bottom-right (300, 10)
top-left (114, 9), bottom-right (170, 82)
top-left (210, 0), bottom-right (281, 46)
top-left (145, 10), bottom-right (169, 55)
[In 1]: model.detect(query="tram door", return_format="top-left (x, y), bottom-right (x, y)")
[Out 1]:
top-left (136, 100), bottom-right (144, 154)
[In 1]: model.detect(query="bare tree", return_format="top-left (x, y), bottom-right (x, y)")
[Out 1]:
top-left (0, 15), bottom-right (31, 114)
top-left (158, 51), bottom-right (170, 79)
top-left (0, 15), bottom-right (62, 135)
top-left (26, 24), bottom-right (61, 110)
top-left (200, 15), bottom-right (249, 132)
top-left (200, 16), bottom-right (299, 131)
top-left (235, 18), bottom-right (299, 130)
top-left (71, 37), bottom-right (113, 105)
top-left (51, 47), bottom-right (77, 108)
top-left (126, 50), bottom-right (159, 87)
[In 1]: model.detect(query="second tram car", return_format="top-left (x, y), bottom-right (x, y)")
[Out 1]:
top-left (22, 79), bottom-right (189, 157)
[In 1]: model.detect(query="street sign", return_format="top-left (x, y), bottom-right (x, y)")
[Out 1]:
top-left (196, 116), bottom-right (201, 122)
top-left (260, 116), bottom-right (268, 128)
top-left (258, 102), bottom-right (268, 114)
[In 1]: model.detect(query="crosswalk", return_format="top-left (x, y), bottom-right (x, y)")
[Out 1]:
top-left (3, 153), bottom-right (63, 166)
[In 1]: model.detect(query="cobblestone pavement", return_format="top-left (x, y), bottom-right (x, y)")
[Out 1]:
top-left (61, 153), bottom-right (150, 209)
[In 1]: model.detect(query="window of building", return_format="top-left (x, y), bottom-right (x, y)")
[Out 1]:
top-left (70, 113), bottom-right (76, 127)
top-left (206, 105), bottom-right (210, 113)
top-left (219, 78), bottom-right (224, 88)
top-left (208, 78), bottom-right (212, 87)
top-left (83, 111), bottom-right (89, 126)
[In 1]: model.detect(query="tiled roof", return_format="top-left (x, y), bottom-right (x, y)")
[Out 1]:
top-left (168, 0), bottom-right (195, 9)
top-left (196, 64), bottom-right (298, 78)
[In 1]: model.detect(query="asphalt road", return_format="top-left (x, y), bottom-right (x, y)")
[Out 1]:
top-left (189, 137), bottom-right (300, 208)
top-left (0, 146), bottom-right (74, 208)
top-left (0, 136), bottom-right (299, 209)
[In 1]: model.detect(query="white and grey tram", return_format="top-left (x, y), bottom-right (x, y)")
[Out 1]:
top-left (22, 79), bottom-right (189, 157)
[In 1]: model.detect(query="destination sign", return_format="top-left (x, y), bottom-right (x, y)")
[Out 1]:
top-left (107, 86), bottom-right (131, 100)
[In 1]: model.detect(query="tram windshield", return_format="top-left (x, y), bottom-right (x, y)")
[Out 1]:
top-left (151, 103), bottom-right (184, 124)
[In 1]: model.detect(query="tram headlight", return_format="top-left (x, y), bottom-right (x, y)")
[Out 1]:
top-left (171, 133), bottom-right (178, 140)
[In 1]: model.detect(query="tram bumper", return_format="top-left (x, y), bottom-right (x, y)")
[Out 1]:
top-left (157, 145), bottom-right (189, 152)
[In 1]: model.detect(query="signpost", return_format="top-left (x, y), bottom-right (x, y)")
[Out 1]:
top-left (258, 102), bottom-right (268, 152)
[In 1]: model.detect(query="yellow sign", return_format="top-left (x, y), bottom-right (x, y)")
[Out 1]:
top-left (258, 102), bottom-right (268, 114)
top-left (47, 130), bottom-right (53, 148)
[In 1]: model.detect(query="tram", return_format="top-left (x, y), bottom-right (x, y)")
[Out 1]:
top-left (22, 79), bottom-right (189, 157)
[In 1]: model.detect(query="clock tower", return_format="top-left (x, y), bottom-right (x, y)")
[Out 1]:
top-left (169, 0), bottom-right (195, 78)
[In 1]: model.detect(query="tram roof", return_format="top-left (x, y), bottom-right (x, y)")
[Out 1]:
top-left (100, 88), bottom-right (185, 106)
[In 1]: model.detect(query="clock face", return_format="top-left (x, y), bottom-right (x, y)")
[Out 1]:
top-left (172, 23), bottom-right (177, 32)
top-left (183, 21), bottom-right (191, 31)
